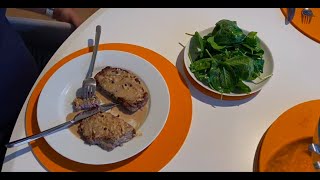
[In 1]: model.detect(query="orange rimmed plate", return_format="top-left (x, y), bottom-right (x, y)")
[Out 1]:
top-left (25, 43), bottom-right (192, 172)
top-left (36, 50), bottom-right (171, 165)
top-left (257, 100), bottom-right (320, 172)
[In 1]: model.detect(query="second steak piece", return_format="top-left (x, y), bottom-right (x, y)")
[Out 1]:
top-left (94, 66), bottom-right (149, 112)
top-left (78, 112), bottom-right (136, 151)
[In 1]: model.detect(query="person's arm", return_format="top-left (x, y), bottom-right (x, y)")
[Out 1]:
top-left (20, 8), bottom-right (46, 15)
top-left (18, 8), bottom-right (83, 28)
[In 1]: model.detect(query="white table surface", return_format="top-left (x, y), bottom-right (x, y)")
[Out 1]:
top-left (3, 8), bottom-right (320, 172)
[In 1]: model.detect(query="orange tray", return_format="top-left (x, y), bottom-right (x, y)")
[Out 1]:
top-left (281, 8), bottom-right (320, 43)
top-left (25, 43), bottom-right (192, 172)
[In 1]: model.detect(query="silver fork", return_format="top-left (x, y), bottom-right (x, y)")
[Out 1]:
top-left (309, 144), bottom-right (320, 170)
top-left (309, 143), bottom-right (320, 170)
top-left (82, 25), bottom-right (101, 99)
top-left (301, 8), bottom-right (314, 24)
top-left (314, 162), bottom-right (320, 169)
top-left (309, 143), bottom-right (320, 154)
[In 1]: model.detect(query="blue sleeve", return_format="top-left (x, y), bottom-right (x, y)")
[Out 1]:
top-left (0, 8), bottom-right (6, 19)
top-left (0, 8), bottom-right (39, 139)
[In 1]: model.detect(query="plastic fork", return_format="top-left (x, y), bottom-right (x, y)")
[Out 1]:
top-left (82, 25), bottom-right (101, 99)
top-left (301, 8), bottom-right (314, 24)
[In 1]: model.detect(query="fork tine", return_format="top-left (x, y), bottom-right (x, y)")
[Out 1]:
top-left (304, 15), bottom-right (309, 24)
top-left (304, 15), bottom-right (308, 24)
top-left (303, 14), bottom-right (308, 24)
top-left (89, 86), bottom-right (93, 98)
top-left (82, 87), bottom-right (87, 99)
top-left (306, 15), bottom-right (308, 24)
top-left (92, 86), bottom-right (96, 96)
top-left (308, 16), bottom-right (312, 24)
top-left (85, 86), bottom-right (90, 99)
top-left (82, 87), bottom-right (86, 99)
top-left (87, 86), bottom-right (91, 98)
top-left (88, 86), bottom-right (91, 98)
top-left (90, 86), bottom-right (94, 97)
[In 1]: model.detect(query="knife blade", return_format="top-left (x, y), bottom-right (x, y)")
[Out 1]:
top-left (315, 117), bottom-right (320, 145)
top-left (71, 103), bottom-right (118, 124)
top-left (5, 103), bottom-right (118, 148)
top-left (287, 8), bottom-right (296, 24)
top-left (309, 117), bottom-right (320, 171)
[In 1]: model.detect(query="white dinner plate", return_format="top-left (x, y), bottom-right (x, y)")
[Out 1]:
top-left (37, 50), bottom-right (170, 165)
top-left (184, 27), bottom-right (274, 97)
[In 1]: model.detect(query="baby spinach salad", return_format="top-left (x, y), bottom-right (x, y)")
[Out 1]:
top-left (188, 19), bottom-right (266, 94)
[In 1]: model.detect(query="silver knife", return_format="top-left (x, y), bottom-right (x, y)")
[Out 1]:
top-left (309, 117), bottom-right (320, 170)
top-left (5, 103), bottom-right (118, 148)
top-left (287, 8), bottom-right (296, 24)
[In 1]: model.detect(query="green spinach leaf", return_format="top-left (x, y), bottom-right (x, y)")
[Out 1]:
top-left (188, 32), bottom-right (204, 62)
top-left (208, 66), bottom-right (224, 93)
top-left (190, 58), bottom-right (212, 72)
top-left (223, 56), bottom-right (255, 81)
top-left (212, 19), bottom-right (246, 45)
top-left (234, 81), bottom-right (251, 93)
top-left (194, 71), bottom-right (209, 82)
top-left (244, 32), bottom-right (259, 48)
top-left (207, 36), bottom-right (226, 51)
top-left (208, 65), bottom-right (236, 93)
top-left (253, 58), bottom-right (264, 74)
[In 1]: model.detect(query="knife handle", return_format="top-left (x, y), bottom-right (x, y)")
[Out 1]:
top-left (5, 108), bottom-right (99, 148)
top-left (5, 103), bottom-right (118, 148)
top-left (5, 120), bottom-right (73, 148)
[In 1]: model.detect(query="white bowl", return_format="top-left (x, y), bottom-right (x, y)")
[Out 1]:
top-left (184, 26), bottom-right (274, 97)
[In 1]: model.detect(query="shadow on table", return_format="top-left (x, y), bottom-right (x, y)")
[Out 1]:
top-left (252, 130), bottom-right (267, 172)
top-left (175, 48), bottom-right (257, 107)
top-left (3, 146), bottom-right (31, 164)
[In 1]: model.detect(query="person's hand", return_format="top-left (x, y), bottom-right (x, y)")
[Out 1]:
top-left (53, 8), bottom-right (83, 28)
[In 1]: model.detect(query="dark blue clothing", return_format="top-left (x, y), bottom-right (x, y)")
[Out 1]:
top-left (0, 8), bottom-right (69, 170)
top-left (0, 8), bottom-right (5, 19)
top-left (0, 8), bottom-right (38, 129)
top-left (0, 8), bottom-right (39, 168)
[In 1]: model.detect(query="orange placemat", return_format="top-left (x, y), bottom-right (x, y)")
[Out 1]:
top-left (257, 100), bottom-right (320, 172)
top-left (25, 43), bottom-right (192, 172)
top-left (281, 8), bottom-right (320, 43)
